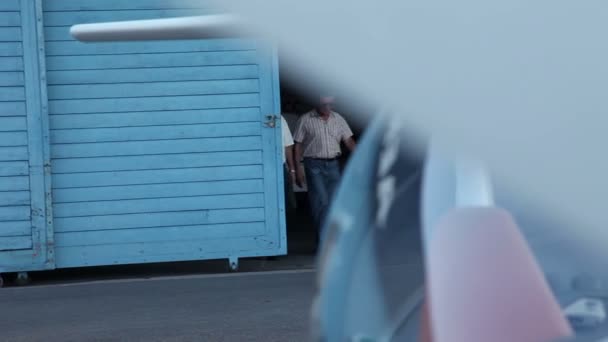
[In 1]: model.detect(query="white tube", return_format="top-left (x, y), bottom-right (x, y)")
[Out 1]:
top-left (70, 14), bottom-right (242, 42)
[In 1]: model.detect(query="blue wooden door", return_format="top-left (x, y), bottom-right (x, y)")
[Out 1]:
top-left (42, 1), bottom-right (286, 267)
top-left (0, 0), bottom-right (54, 272)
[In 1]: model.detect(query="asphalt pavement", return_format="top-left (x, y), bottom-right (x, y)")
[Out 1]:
top-left (0, 270), bottom-right (316, 342)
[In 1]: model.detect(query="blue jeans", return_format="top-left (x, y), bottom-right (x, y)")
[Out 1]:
top-left (303, 158), bottom-right (341, 235)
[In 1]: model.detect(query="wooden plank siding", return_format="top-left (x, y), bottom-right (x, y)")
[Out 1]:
top-left (42, 0), bottom-right (285, 267)
top-left (0, 4), bottom-right (32, 252)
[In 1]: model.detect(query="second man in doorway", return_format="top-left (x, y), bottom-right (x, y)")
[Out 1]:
top-left (281, 114), bottom-right (298, 210)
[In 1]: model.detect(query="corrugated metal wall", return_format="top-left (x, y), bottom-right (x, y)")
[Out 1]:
top-left (0, 0), bottom-right (285, 272)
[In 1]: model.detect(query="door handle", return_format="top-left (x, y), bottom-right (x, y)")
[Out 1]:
top-left (264, 115), bottom-right (278, 128)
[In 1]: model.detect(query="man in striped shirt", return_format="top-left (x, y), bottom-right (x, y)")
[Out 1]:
top-left (293, 95), bottom-right (356, 236)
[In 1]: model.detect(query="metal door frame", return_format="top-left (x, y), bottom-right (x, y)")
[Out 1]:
top-left (257, 41), bottom-right (287, 255)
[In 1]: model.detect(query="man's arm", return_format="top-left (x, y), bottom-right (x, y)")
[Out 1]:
top-left (294, 142), bottom-right (306, 187)
top-left (339, 115), bottom-right (356, 152)
top-left (281, 116), bottom-right (296, 173)
top-left (294, 142), bottom-right (304, 165)
top-left (344, 136), bottom-right (356, 152)
top-left (292, 116), bottom-right (307, 187)
top-left (285, 144), bottom-right (296, 177)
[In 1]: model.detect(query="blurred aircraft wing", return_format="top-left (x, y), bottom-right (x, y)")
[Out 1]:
top-left (226, 0), bottom-right (608, 263)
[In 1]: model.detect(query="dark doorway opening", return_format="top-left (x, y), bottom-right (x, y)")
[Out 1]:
top-left (278, 66), bottom-right (370, 255)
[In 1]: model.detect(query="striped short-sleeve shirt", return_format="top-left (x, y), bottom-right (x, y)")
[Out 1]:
top-left (293, 110), bottom-right (353, 159)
